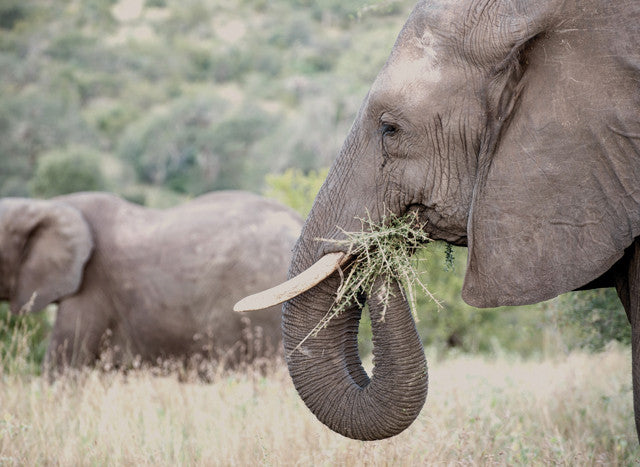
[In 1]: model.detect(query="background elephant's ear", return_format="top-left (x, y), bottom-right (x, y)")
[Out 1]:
top-left (11, 200), bottom-right (93, 313)
top-left (462, 9), bottom-right (640, 308)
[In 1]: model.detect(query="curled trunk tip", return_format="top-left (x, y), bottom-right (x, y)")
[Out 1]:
top-left (282, 275), bottom-right (428, 441)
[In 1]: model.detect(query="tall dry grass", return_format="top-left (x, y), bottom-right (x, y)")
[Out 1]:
top-left (1, 343), bottom-right (638, 465)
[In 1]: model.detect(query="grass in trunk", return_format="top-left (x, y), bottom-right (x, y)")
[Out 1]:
top-left (291, 211), bottom-right (441, 356)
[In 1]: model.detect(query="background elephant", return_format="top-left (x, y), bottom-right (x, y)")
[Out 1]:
top-left (0, 191), bottom-right (302, 370)
top-left (261, 0), bottom-right (640, 441)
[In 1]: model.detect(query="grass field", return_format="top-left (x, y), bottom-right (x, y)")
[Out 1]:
top-left (1, 345), bottom-right (638, 465)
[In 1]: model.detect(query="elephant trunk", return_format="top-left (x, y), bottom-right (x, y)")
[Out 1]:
top-left (282, 238), bottom-right (428, 440)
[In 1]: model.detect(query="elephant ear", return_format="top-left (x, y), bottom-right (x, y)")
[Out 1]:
top-left (462, 7), bottom-right (640, 307)
top-left (6, 199), bottom-right (94, 314)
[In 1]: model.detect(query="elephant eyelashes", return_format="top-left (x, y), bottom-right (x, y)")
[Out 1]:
top-left (380, 122), bottom-right (398, 137)
top-left (380, 122), bottom-right (400, 163)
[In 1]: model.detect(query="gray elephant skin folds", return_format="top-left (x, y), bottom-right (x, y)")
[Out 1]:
top-left (271, 0), bottom-right (640, 442)
top-left (0, 190), bottom-right (302, 371)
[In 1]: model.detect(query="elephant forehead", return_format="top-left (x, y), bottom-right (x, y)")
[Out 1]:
top-left (369, 56), bottom-right (443, 114)
top-left (370, 28), bottom-right (444, 104)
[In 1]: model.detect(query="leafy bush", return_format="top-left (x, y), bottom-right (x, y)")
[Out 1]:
top-left (263, 168), bottom-right (329, 216)
top-left (119, 95), bottom-right (274, 194)
top-left (353, 244), bottom-right (551, 358)
top-left (557, 289), bottom-right (629, 351)
top-left (0, 89), bottom-right (96, 194)
top-left (29, 146), bottom-right (107, 198)
top-left (119, 95), bottom-right (225, 189)
top-left (89, 101), bottom-right (140, 146)
top-left (0, 0), bottom-right (29, 30)
top-left (306, 0), bottom-right (374, 27)
top-left (47, 32), bottom-right (98, 62)
top-left (0, 302), bottom-right (51, 374)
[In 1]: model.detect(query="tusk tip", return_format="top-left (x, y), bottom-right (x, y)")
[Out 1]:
top-left (233, 252), bottom-right (348, 314)
top-left (233, 299), bottom-right (259, 313)
top-left (233, 292), bottom-right (286, 313)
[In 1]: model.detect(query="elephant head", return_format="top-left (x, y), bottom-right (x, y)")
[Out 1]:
top-left (238, 0), bottom-right (640, 440)
top-left (0, 199), bottom-right (93, 314)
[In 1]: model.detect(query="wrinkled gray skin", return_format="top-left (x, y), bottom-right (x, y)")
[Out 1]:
top-left (283, 0), bottom-right (640, 441)
top-left (0, 191), bottom-right (302, 371)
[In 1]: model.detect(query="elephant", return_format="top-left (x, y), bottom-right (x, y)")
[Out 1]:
top-left (0, 191), bottom-right (302, 371)
top-left (236, 0), bottom-right (640, 441)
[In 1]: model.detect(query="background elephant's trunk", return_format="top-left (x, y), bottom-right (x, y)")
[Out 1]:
top-left (282, 238), bottom-right (428, 440)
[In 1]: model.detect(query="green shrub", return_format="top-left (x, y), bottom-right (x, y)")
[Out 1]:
top-left (263, 168), bottom-right (329, 216)
top-left (557, 289), bottom-right (629, 351)
top-left (0, 0), bottom-right (29, 30)
top-left (91, 102), bottom-right (140, 145)
top-left (0, 89), bottom-right (95, 191)
top-left (210, 47), bottom-right (254, 83)
top-left (119, 95), bottom-right (274, 194)
top-left (29, 146), bottom-right (107, 198)
top-left (0, 302), bottom-right (51, 375)
top-left (46, 32), bottom-right (98, 62)
top-left (268, 16), bottom-right (311, 48)
top-left (356, 243), bottom-right (551, 358)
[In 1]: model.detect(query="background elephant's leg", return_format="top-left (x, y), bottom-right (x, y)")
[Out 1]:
top-left (615, 240), bottom-right (640, 443)
top-left (46, 302), bottom-right (110, 372)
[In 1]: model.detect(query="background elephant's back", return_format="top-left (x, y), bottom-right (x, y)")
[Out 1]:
top-left (176, 190), bottom-right (303, 357)
top-left (137, 190), bottom-right (302, 358)
top-left (176, 191), bottom-right (302, 282)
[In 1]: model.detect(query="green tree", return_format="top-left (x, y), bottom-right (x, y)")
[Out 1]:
top-left (29, 146), bottom-right (107, 198)
top-left (0, 90), bottom-right (96, 196)
top-left (119, 95), bottom-right (274, 194)
top-left (0, 0), bottom-right (29, 30)
top-left (411, 245), bottom-right (550, 356)
top-left (557, 288), bottom-right (629, 351)
top-left (264, 168), bottom-right (329, 216)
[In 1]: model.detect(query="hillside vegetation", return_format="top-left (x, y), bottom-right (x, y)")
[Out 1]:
top-left (0, 0), bottom-right (410, 202)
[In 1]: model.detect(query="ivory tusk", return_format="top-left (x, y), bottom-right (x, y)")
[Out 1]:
top-left (233, 252), bottom-right (348, 312)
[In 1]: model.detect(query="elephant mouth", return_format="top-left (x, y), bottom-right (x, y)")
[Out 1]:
top-left (234, 209), bottom-right (445, 313)
top-left (233, 251), bottom-right (350, 312)
top-left (407, 203), bottom-right (468, 247)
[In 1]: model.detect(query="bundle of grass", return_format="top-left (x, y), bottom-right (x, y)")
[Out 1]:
top-left (298, 211), bottom-right (442, 348)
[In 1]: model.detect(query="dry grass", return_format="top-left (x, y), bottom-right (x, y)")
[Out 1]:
top-left (326, 211), bottom-right (437, 317)
top-left (297, 212), bottom-right (437, 353)
top-left (291, 211), bottom-right (438, 357)
top-left (1, 345), bottom-right (638, 466)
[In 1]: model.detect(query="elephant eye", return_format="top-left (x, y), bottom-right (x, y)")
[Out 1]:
top-left (380, 122), bottom-right (398, 137)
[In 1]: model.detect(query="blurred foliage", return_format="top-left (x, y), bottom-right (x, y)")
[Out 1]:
top-left (264, 168), bottom-right (329, 216)
top-left (30, 146), bottom-right (107, 198)
top-left (413, 245), bottom-right (553, 357)
top-left (0, 0), bottom-right (409, 199)
top-left (356, 244), bottom-right (556, 359)
top-left (557, 289), bottom-right (629, 351)
top-left (119, 96), bottom-right (274, 193)
top-left (0, 0), bottom-right (29, 30)
top-left (0, 302), bottom-right (51, 374)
